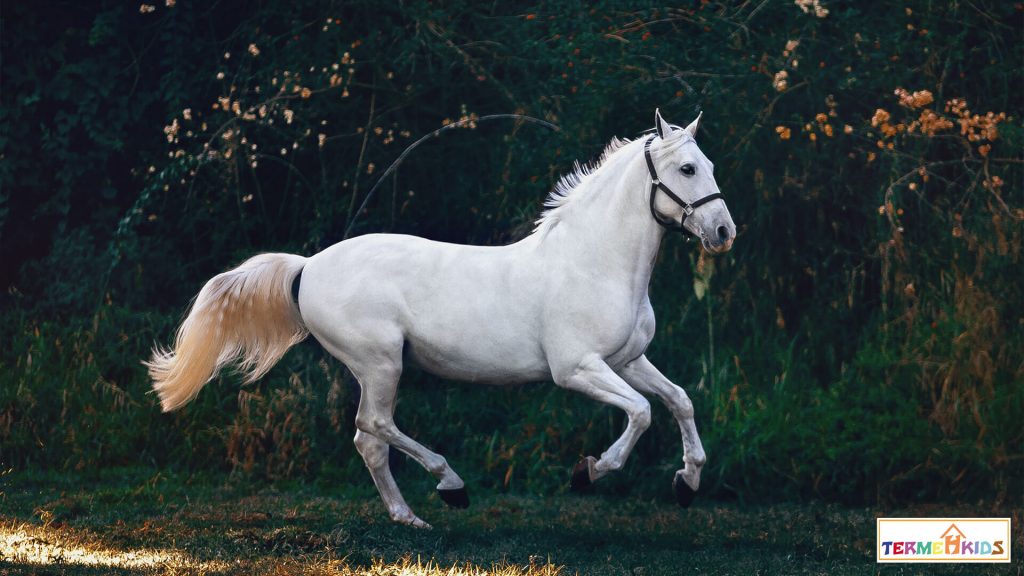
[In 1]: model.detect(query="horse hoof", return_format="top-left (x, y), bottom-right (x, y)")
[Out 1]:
top-left (438, 486), bottom-right (469, 508)
top-left (672, 471), bottom-right (697, 508)
top-left (570, 456), bottom-right (598, 491)
top-left (410, 517), bottom-right (433, 529)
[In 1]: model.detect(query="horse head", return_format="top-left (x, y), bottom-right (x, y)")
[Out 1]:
top-left (648, 109), bottom-right (735, 253)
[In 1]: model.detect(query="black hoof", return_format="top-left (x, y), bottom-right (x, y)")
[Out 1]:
top-left (672, 472), bottom-right (697, 508)
top-left (570, 456), bottom-right (597, 491)
top-left (438, 486), bottom-right (469, 509)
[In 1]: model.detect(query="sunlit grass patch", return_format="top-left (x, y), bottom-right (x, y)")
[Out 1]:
top-left (0, 520), bottom-right (564, 576)
top-left (0, 521), bottom-right (228, 572)
top-left (268, 556), bottom-right (565, 576)
top-left (356, 556), bottom-right (563, 576)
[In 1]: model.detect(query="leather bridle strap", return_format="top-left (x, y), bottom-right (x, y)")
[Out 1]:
top-left (643, 135), bottom-right (724, 233)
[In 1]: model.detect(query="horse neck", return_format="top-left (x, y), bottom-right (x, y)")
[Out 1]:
top-left (540, 144), bottom-right (665, 291)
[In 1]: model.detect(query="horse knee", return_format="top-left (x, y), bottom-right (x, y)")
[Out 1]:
top-left (663, 386), bottom-right (694, 419)
top-left (677, 394), bottom-right (694, 419)
top-left (355, 416), bottom-right (397, 439)
top-left (631, 401), bottom-right (652, 431)
top-left (353, 431), bottom-right (388, 468)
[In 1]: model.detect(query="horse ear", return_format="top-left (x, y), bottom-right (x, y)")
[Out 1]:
top-left (654, 108), bottom-right (671, 139)
top-left (684, 112), bottom-right (703, 139)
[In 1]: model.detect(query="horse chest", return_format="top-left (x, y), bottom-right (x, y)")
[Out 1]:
top-left (604, 301), bottom-right (656, 369)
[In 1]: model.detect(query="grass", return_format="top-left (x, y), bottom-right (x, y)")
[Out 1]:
top-left (0, 467), bottom-right (1020, 575)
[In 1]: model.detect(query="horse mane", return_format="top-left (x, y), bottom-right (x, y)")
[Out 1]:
top-left (533, 136), bottom-right (631, 234)
top-left (533, 126), bottom-right (693, 235)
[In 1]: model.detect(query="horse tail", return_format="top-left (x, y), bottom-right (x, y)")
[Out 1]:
top-left (146, 253), bottom-right (308, 412)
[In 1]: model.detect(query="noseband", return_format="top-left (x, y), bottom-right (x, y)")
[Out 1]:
top-left (643, 135), bottom-right (725, 235)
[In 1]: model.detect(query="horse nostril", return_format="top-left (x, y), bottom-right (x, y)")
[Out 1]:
top-left (716, 225), bottom-right (730, 245)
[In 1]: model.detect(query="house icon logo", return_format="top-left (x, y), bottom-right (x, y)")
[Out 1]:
top-left (941, 524), bottom-right (965, 538)
top-left (940, 523), bottom-right (966, 555)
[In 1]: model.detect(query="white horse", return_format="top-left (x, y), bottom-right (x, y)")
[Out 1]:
top-left (148, 109), bottom-right (735, 528)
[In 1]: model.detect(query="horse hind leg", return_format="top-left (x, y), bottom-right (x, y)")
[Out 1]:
top-left (353, 430), bottom-right (430, 528)
top-left (347, 354), bottom-right (469, 526)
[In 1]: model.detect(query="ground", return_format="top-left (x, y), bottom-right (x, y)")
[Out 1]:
top-left (0, 468), bottom-right (1019, 575)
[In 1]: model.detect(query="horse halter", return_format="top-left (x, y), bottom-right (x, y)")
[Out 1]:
top-left (643, 134), bottom-right (725, 235)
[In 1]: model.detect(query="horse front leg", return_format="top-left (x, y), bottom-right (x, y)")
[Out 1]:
top-left (554, 354), bottom-right (652, 489)
top-left (618, 354), bottom-right (706, 507)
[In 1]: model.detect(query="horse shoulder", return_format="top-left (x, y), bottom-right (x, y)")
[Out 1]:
top-left (540, 281), bottom-right (650, 375)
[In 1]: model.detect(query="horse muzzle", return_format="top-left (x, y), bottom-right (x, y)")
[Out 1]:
top-left (700, 221), bottom-right (735, 254)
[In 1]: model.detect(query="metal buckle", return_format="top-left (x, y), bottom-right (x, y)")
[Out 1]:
top-left (652, 178), bottom-right (660, 186)
top-left (683, 205), bottom-right (694, 215)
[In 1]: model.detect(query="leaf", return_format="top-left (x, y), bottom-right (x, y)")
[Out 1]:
top-left (694, 277), bottom-right (707, 301)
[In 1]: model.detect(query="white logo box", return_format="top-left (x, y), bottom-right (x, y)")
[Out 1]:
top-left (877, 518), bottom-right (1011, 563)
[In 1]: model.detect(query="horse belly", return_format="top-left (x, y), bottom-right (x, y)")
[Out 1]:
top-left (405, 336), bottom-right (550, 385)
top-left (402, 291), bottom-right (550, 384)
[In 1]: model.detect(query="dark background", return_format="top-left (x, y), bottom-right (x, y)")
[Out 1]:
top-left (1, 0), bottom-right (1021, 507)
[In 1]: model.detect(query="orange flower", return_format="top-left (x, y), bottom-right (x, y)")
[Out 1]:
top-left (773, 70), bottom-right (789, 92)
top-left (894, 88), bottom-right (934, 109)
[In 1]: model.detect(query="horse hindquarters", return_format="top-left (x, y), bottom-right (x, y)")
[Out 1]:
top-left (297, 242), bottom-right (471, 527)
top-left (147, 253), bottom-right (308, 412)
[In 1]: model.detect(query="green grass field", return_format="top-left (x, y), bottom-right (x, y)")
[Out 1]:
top-left (1, 467), bottom-right (1018, 575)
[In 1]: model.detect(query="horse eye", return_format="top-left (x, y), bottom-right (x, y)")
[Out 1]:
top-left (680, 164), bottom-right (696, 176)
